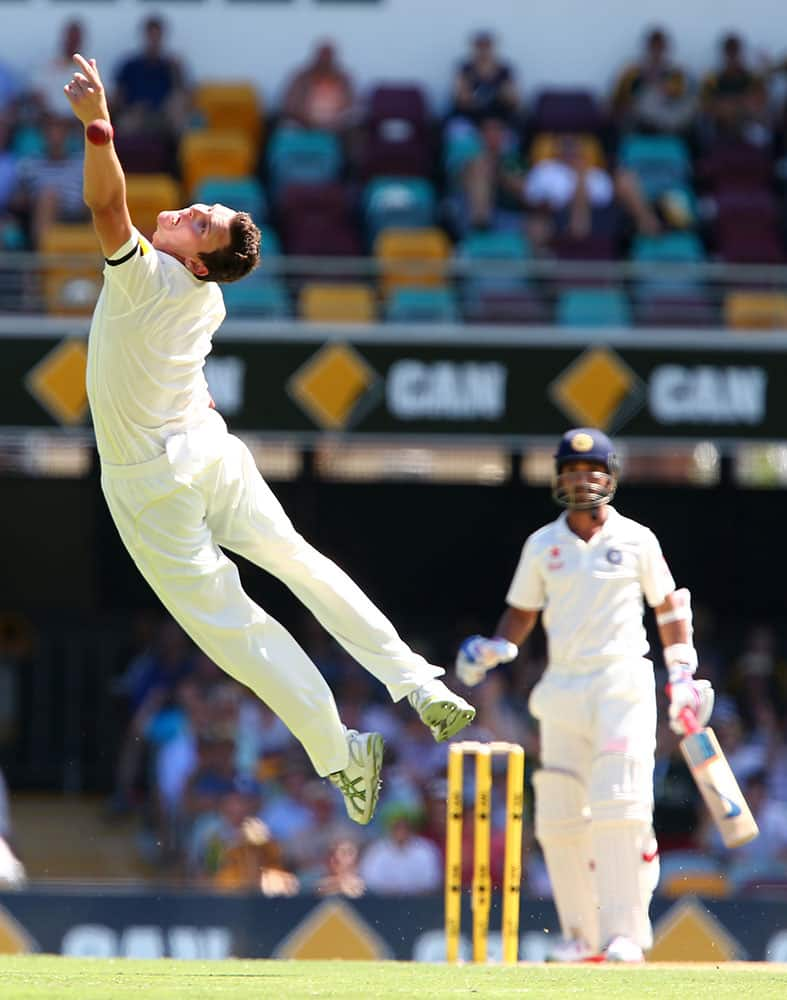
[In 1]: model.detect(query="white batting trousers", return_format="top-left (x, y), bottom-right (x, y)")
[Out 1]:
top-left (100, 413), bottom-right (443, 776)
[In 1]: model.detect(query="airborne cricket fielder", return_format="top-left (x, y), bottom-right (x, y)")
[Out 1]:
top-left (456, 428), bottom-right (714, 962)
top-left (65, 54), bottom-right (474, 827)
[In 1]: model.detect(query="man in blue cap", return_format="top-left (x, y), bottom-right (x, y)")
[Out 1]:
top-left (455, 428), bottom-right (714, 962)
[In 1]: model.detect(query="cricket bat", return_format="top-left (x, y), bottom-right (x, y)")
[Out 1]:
top-left (679, 708), bottom-right (759, 849)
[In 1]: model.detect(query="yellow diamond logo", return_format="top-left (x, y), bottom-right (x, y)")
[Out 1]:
top-left (549, 346), bottom-right (644, 432)
top-left (288, 343), bottom-right (379, 430)
top-left (26, 339), bottom-right (89, 425)
top-left (0, 905), bottom-right (36, 954)
top-left (649, 898), bottom-right (741, 962)
top-left (274, 900), bottom-right (391, 960)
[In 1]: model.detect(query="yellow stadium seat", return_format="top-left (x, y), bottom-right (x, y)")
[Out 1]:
top-left (125, 174), bottom-right (182, 239)
top-left (39, 224), bottom-right (102, 315)
top-left (375, 227), bottom-right (452, 296)
top-left (179, 129), bottom-right (257, 198)
top-left (193, 81), bottom-right (264, 152)
top-left (724, 290), bottom-right (787, 330)
top-left (529, 132), bottom-right (606, 169)
top-left (299, 283), bottom-right (377, 323)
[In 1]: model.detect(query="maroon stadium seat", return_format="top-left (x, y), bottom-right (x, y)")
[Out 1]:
top-left (530, 89), bottom-right (605, 134)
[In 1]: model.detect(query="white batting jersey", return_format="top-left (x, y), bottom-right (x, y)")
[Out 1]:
top-left (86, 227), bottom-right (226, 466)
top-left (506, 507), bottom-right (675, 672)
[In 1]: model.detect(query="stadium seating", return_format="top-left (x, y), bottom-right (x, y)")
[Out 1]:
top-left (267, 126), bottom-right (342, 194)
top-left (385, 286), bottom-right (459, 322)
top-left (713, 189), bottom-right (785, 264)
top-left (193, 81), bottom-right (263, 152)
top-left (39, 224), bottom-right (102, 315)
top-left (124, 174), bottom-right (181, 239)
top-left (363, 178), bottom-right (436, 242)
top-left (375, 227), bottom-right (451, 296)
top-left (457, 230), bottom-right (531, 296)
top-left (556, 287), bottom-right (632, 327)
top-left (223, 275), bottom-right (291, 318)
top-left (180, 129), bottom-right (257, 197)
top-left (529, 89), bottom-right (605, 134)
top-left (298, 282), bottom-right (376, 322)
top-left (529, 132), bottom-right (606, 168)
top-left (724, 290), bottom-right (787, 330)
top-left (618, 134), bottom-right (692, 199)
top-left (193, 177), bottom-right (267, 221)
top-left (359, 84), bottom-right (432, 178)
top-left (278, 183), bottom-right (363, 258)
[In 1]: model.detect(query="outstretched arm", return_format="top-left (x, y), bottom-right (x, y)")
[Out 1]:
top-left (64, 53), bottom-right (132, 257)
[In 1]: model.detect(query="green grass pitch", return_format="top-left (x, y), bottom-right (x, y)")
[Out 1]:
top-left (1, 958), bottom-right (786, 1000)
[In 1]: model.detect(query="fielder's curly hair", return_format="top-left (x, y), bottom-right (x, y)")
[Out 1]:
top-left (196, 212), bottom-right (261, 284)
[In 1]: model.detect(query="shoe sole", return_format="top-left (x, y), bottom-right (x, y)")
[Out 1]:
top-left (421, 701), bottom-right (476, 742)
top-left (355, 732), bottom-right (384, 825)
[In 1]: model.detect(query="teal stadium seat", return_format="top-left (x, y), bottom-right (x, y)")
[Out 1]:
top-left (385, 286), bottom-right (459, 322)
top-left (618, 134), bottom-right (691, 194)
top-left (222, 276), bottom-right (290, 318)
top-left (222, 225), bottom-right (288, 317)
top-left (267, 126), bottom-right (342, 193)
top-left (193, 177), bottom-right (267, 221)
top-left (458, 230), bottom-right (531, 296)
top-left (631, 231), bottom-right (705, 299)
top-left (556, 287), bottom-right (632, 327)
top-left (363, 178), bottom-right (436, 241)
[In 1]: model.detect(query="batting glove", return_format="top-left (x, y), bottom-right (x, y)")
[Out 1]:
top-left (667, 672), bottom-right (715, 735)
top-left (456, 635), bottom-right (519, 687)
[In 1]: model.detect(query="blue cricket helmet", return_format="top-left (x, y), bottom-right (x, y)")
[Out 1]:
top-left (552, 428), bottom-right (619, 509)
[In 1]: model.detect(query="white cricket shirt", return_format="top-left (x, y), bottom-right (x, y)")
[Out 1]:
top-left (86, 227), bottom-right (226, 465)
top-left (506, 507), bottom-right (675, 672)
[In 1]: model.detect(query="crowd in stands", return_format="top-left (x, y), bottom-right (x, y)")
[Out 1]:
top-left (4, 21), bottom-right (787, 324)
top-left (98, 608), bottom-right (787, 901)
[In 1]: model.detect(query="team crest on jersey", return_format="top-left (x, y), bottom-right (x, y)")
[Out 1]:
top-left (606, 548), bottom-right (623, 564)
top-left (547, 546), bottom-right (563, 571)
top-left (570, 432), bottom-right (594, 452)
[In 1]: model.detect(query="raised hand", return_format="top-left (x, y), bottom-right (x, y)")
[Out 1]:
top-left (63, 53), bottom-right (110, 125)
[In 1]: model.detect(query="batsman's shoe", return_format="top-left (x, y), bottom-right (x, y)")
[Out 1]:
top-left (328, 729), bottom-right (384, 826)
top-left (408, 678), bottom-right (476, 743)
top-left (602, 936), bottom-right (644, 963)
top-left (545, 937), bottom-right (599, 963)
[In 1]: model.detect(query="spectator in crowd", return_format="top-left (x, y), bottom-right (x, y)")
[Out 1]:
top-left (359, 807), bottom-right (442, 894)
top-left (0, 768), bottom-right (25, 888)
top-left (14, 113), bottom-right (87, 248)
top-left (281, 41), bottom-right (355, 133)
top-left (0, 113), bottom-right (23, 250)
top-left (113, 15), bottom-right (189, 136)
top-left (710, 696), bottom-right (767, 787)
top-left (700, 33), bottom-right (771, 147)
top-left (286, 781), bottom-right (360, 881)
top-left (450, 31), bottom-right (520, 128)
top-left (316, 837), bottom-right (366, 898)
top-left (110, 619), bottom-right (195, 816)
top-left (611, 27), bottom-right (697, 135)
top-left (189, 784), bottom-right (299, 895)
top-left (523, 133), bottom-right (660, 248)
top-left (652, 708), bottom-right (700, 851)
top-left (259, 760), bottom-right (318, 843)
top-left (699, 770), bottom-right (787, 889)
top-left (455, 116), bottom-right (527, 233)
top-left (30, 20), bottom-right (86, 119)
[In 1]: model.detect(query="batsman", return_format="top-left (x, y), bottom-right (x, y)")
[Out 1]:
top-left (456, 428), bottom-right (714, 962)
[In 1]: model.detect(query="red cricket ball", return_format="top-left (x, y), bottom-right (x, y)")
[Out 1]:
top-left (86, 120), bottom-right (114, 146)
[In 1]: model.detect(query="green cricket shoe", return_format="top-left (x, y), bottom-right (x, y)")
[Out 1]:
top-left (408, 678), bottom-right (476, 743)
top-left (328, 729), bottom-right (384, 826)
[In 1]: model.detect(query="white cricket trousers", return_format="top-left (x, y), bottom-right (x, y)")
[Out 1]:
top-left (100, 414), bottom-right (442, 777)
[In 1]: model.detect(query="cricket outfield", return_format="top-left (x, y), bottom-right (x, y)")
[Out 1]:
top-left (1, 957), bottom-right (785, 999)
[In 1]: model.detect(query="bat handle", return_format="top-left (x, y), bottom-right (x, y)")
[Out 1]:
top-left (679, 707), bottom-right (701, 735)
